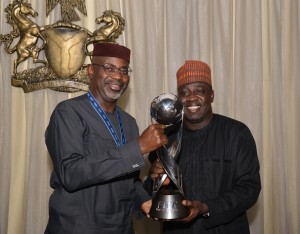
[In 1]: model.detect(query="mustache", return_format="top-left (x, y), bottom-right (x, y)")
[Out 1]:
top-left (106, 80), bottom-right (128, 92)
top-left (107, 79), bottom-right (124, 85)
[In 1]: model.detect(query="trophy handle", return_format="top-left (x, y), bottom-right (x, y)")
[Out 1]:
top-left (156, 119), bottom-right (185, 195)
top-left (152, 173), bottom-right (168, 197)
top-left (157, 152), bottom-right (185, 195)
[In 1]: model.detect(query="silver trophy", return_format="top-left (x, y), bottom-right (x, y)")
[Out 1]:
top-left (149, 93), bottom-right (189, 220)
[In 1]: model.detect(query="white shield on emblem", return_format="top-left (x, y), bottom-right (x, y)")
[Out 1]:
top-left (44, 28), bottom-right (87, 79)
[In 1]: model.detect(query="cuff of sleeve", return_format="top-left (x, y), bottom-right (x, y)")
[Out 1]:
top-left (119, 140), bottom-right (145, 173)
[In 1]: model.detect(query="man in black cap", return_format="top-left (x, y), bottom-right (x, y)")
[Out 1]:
top-left (44, 42), bottom-right (167, 234)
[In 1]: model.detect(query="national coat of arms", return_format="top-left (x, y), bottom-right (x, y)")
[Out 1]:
top-left (0, 0), bottom-right (126, 92)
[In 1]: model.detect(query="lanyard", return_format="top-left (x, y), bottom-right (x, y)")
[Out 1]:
top-left (87, 91), bottom-right (126, 147)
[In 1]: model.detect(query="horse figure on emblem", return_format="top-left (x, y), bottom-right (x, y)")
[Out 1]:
top-left (85, 10), bottom-right (125, 55)
top-left (6, 0), bottom-right (47, 74)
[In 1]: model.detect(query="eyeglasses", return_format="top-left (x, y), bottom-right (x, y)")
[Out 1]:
top-left (92, 63), bottom-right (132, 77)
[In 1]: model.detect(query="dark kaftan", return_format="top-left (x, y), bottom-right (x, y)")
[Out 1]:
top-left (145, 114), bottom-right (261, 234)
top-left (44, 94), bottom-right (150, 234)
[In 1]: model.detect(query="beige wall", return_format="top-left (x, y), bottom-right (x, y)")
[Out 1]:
top-left (0, 0), bottom-right (299, 234)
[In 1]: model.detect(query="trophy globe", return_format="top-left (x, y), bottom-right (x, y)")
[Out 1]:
top-left (150, 93), bottom-right (183, 125)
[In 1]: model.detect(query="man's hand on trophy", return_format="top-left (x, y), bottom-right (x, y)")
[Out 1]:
top-left (141, 199), bottom-right (152, 218)
top-left (138, 124), bottom-right (168, 154)
top-left (178, 200), bottom-right (209, 223)
top-left (150, 159), bottom-right (171, 186)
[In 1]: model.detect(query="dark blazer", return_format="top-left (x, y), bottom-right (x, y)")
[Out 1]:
top-left (45, 94), bottom-right (150, 234)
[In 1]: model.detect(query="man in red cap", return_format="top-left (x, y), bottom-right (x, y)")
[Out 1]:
top-left (145, 60), bottom-right (261, 234)
top-left (44, 42), bottom-right (168, 234)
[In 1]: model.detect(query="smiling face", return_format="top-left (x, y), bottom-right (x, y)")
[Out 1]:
top-left (87, 56), bottom-right (130, 112)
top-left (178, 82), bottom-right (214, 130)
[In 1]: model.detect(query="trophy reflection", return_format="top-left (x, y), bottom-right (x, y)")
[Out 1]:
top-left (149, 93), bottom-right (189, 220)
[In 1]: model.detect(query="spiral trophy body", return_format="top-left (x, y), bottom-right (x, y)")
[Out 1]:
top-left (149, 93), bottom-right (189, 220)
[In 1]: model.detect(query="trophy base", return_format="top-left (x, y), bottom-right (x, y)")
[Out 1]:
top-left (150, 190), bottom-right (189, 220)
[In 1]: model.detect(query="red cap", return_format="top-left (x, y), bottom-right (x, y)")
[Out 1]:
top-left (92, 42), bottom-right (131, 63)
top-left (176, 60), bottom-right (212, 88)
